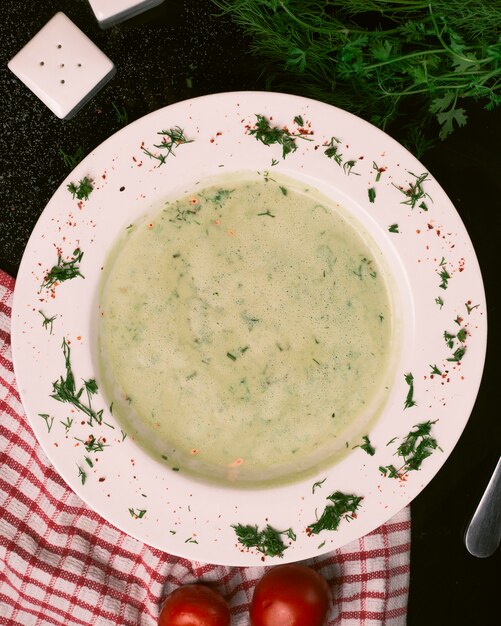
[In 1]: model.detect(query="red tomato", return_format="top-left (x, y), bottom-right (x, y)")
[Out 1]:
top-left (158, 584), bottom-right (231, 626)
top-left (250, 564), bottom-right (331, 626)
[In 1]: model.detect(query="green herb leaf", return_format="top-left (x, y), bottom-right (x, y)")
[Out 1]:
top-left (382, 420), bottom-right (440, 478)
top-left (67, 177), bottom-right (93, 201)
top-left (59, 146), bottom-right (84, 169)
top-left (394, 172), bottom-right (431, 209)
top-left (404, 372), bottom-right (416, 409)
top-left (142, 127), bottom-right (193, 166)
top-left (41, 248), bottom-right (84, 290)
top-left (248, 114), bottom-right (309, 158)
top-left (38, 413), bottom-right (54, 433)
top-left (307, 491), bottom-right (363, 535)
top-left (39, 310), bottom-right (57, 334)
top-left (354, 435), bottom-right (375, 456)
top-left (312, 477), bottom-right (326, 493)
top-left (232, 523), bottom-right (295, 558)
top-left (51, 339), bottom-right (104, 426)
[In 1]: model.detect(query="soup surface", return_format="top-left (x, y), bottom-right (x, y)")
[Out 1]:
top-left (98, 172), bottom-right (397, 485)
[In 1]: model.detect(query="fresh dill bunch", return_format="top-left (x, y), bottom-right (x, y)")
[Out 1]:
top-left (213, 0), bottom-right (501, 148)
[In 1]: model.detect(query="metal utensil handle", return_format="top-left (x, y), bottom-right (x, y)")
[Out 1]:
top-left (465, 456), bottom-right (501, 558)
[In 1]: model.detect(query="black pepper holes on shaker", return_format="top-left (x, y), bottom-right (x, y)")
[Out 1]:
top-left (7, 12), bottom-right (116, 119)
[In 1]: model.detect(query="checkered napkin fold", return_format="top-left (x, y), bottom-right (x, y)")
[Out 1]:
top-left (0, 269), bottom-right (410, 625)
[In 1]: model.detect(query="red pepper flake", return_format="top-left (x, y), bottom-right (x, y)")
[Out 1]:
top-left (77, 201), bottom-right (83, 210)
top-left (132, 156), bottom-right (137, 162)
top-left (209, 138), bottom-right (215, 143)
top-left (98, 477), bottom-right (106, 482)
top-left (120, 186), bottom-right (125, 192)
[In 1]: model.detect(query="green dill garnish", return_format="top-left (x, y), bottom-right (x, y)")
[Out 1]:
top-left (394, 172), bottom-right (430, 209)
top-left (368, 187), bottom-right (376, 203)
top-left (373, 162), bottom-right (385, 182)
top-left (404, 372), bottom-right (416, 409)
top-left (226, 351), bottom-right (237, 361)
top-left (67, 177), bottom-right (93, 201)
top-left (208, 188), bottom-right (233, 207)
top-left (438, 261), bottom-right (451, 290)
top-left (443, 325), bottom-right (467, 361)
top-left (271, 158), bottom-right (279, 166)
top-left (39, 310), bottom-right (57, 334)
top-left (430, 364), bottom-right (442, 376)
top-left (129, 508), bottom-right (147, 519)
top-left (142, 126), bottom-right (193, 166)
top-left (257, 209), bottom-right (276, 218)
top-left (77, 465), bottom-right (87, 485)
top-left (232, 523), bottom-right (296, 557)
top-left (85, 456), bottom-right (94, 468)
top-left (323, 136), bottom-right (342, 164)
top-left (306, 491), bottom-right (363, 535)
top-left (381, 420), bottom-right (441, 478)
top-left (457, 328), bottom-right (467, 343)
top-left (172, 467), bottom-right (180, 472)
top-left (75, 434), bottom-right (107, 453)
top-left (121, 430), bottom-right (127, 441)
top-left (312, 477), bottom-right (326, 493)
top-left (41, 248), bottom-right (84, 289)
top-left (317, 541), bottom-right (326, 549)
top-left (354, 435), bottom-right (375, 456)
top-left (293, 114), bottom-right (304, 125)
top-left (343, 159), bottom-right (359, 175)
top-left (51, 339), bottom-right (104, 426)
top-left (447, 346), bottom-right (466, 362)
top-left (465, 301), bottom-right (480, 314)
top-left (279, 185), bottom-right (288, 195)
top-left (213, 1), bottom-right (501, 146)
top-left (379, 464), bottom-right (400, 478)
top-left (248, 114), bottom-right (298, 158)
top-left (443, 330), bottom-right (456, 349)
top-left (38, 413), bottom-right (54, 433)
top-left (185, 537), bottom-right (199, 544)
top-left (435, 296), bottom-right (444, 308)
top-left (111, 101), bottom-right (128, 124)
top-left (60, 417), bottom-right (73, 432)
top-left (59, 146), bottom-right (84, 169)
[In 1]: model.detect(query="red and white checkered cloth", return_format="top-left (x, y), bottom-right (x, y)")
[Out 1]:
top-left (0, 269), bottom-right (410, 625)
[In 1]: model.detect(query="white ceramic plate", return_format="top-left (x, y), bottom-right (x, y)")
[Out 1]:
top-left (12, 92), bottom-right (487, 565)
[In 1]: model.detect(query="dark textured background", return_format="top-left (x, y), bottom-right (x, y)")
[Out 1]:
top-left (1, 1), bottom-right (500, 624)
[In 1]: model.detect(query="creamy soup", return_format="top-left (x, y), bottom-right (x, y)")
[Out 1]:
top-left (98, 172), bottom-right (397, 485)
